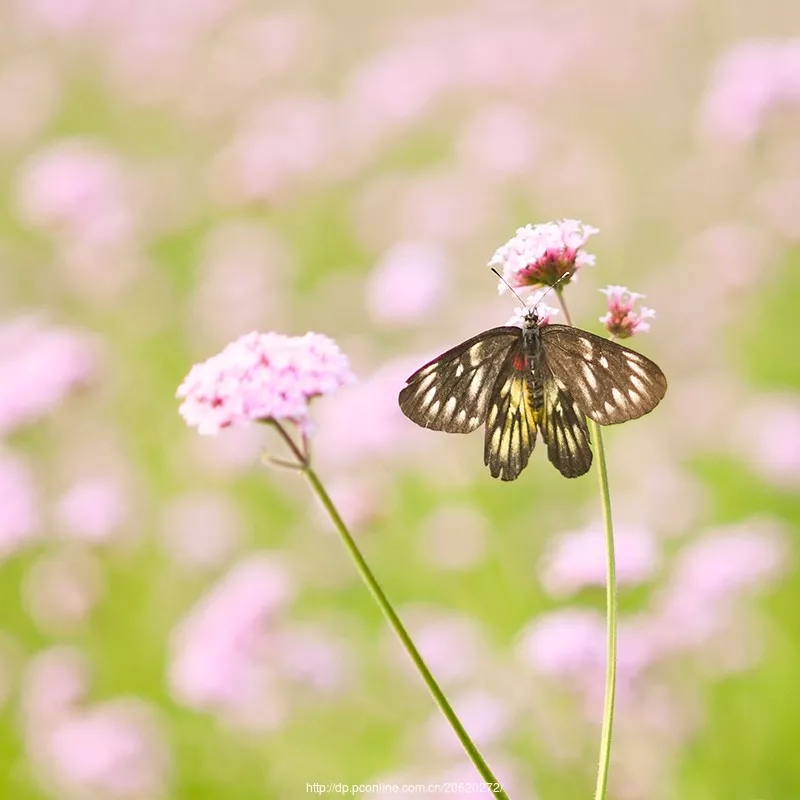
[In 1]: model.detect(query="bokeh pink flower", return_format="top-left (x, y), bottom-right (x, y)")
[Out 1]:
top-left (21, 648), bottom-right (172, 798)
top-left (732, 396), bottom-right (800, 489)
top-left (366, 240), bottom-right (448, 325)
top-left (456, 103), bottom-right (540, 181)
top-left (654, 517), bottom-right (790, 652)
top-left (43, 700), bottom-right (171, 799)
top-left (168, 554), bottom-right (293, 725)
top-left (314, 356), bottom-right (425, 469)
top-left (0, 452), bottom-right (39, 561)
top-left (539, 522), bottom-right (659, 598)
top-left (699, 38), bottom-right (800, 143)
top-left (210, 96), bottom-right (337, 205)
top-left (55, 477), bottom-right (127, 544)
top-left (0, 315), bottom-right (96, 435)
top-left (516, 608), bottom-right (606, 680)
top-left (384, 608), bottom-right (486, 686)
top-left (23, 550), bottom-right (105, 634)
top-left (16, 140), bottom-right (133, 241)
top-left (159, 490), bottom-right (244, 571)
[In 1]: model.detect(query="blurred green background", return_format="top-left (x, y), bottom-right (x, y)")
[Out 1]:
top-left (1, 1), bottom-right (799, 798)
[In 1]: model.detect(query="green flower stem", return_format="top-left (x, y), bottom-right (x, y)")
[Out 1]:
top-left (556, 291), bottom-right (618, 800)
top-left (270, 422), bottom-right (511, 800)
top-left (587, 416), bottom-right (617, 800)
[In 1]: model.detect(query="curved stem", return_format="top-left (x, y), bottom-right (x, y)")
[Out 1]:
top-left (270, 422), bottom-right (511, 799)
top-left (588, 418), bottom-right (617, 800)
top-left (555, 291), bottom-right (618, 800)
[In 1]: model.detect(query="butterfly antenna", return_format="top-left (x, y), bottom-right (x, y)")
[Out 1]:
top-left (491, 268), bottom-right (528, 307)
top-left (533, 271), bottom-right (571, 310)
top-left (491, 267), bottom-right (572, 312)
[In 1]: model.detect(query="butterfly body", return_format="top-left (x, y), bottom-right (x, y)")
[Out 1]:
top-left (399, 307), bottom-right (666, 480)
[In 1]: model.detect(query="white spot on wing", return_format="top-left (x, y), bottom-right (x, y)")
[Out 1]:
top-left (500, 426), bottom-right (512, 456)
top-left (491, 426), bottom-right (502, 451)
top-left (469, 343), bottom-right (484, 366)
top-left (627, 357), bottom-right (648, 377)
top-left (468, 370), bottom-right (484, 399)
top-left (611, 387), bottom-right (625, 406)
top-left (417, 372), bottom-right (437, 392)
top-left (599, 355), bottom-right (609, 369)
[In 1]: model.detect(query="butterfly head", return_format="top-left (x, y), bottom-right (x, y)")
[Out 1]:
top-left (506, 295), bottom-right (558, 333)
top-left (523, 304), bottom-right (544, 327)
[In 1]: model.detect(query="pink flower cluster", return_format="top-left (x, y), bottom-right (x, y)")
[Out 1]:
top-left (539, 521), bottom-right (658, 598)
top-left (168, 555), bottom-right (293, 726)
top-left (599, 285), bottom-right (655, 338)
top-left (699, 38), bottom-right (800, 143)
top-left (21, 648), bottom-right (171, 799)
top-left (489, 219), bottom-right (598, 292)
top-left (176, 331), bottom-right (355, 435)
top-left (167, 553), bottom-right (352, 727)
top-left (517, 515), bottom-right (789, 738)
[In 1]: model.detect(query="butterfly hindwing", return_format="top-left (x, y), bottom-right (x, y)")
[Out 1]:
top-left (538, 367), bottom-right (593, 478)
top-left (541, 324), bottom-right (667, 426)
top-left (399, 327), bottom-right (520, 433)
top-left (483, 341), bottom-right (539, 481)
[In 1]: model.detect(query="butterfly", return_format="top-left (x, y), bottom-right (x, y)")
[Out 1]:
top-left (398, 306), bottom-right (667, 480)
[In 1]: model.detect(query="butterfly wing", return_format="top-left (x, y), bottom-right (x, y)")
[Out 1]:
top-left (483, 340), bottom-right (539, 481)
top-left (542, 324), bottom-right (667, 425)
top-left (538, 366), bottom-right (593, 478)
top-left (399, 327), bottom-right (520, 433)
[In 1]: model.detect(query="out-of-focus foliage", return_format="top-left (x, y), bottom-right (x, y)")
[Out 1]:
top-left (0, 1), bottom-right (799, 798)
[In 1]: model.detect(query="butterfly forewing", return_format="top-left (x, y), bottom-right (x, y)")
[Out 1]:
top-left (483, 341), bottom-right (538, 481)
top-left (542, 325), bottom-right (667, 426)
top-left (538, 370), bottom-right (593, 478)
top-left (399, 327), bottom-right (520, 433)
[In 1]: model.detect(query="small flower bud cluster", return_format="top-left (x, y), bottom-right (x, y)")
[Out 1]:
top-left (504, 290), bottom-right (560, 328)
top-left (599, 286), bottom-right (656, 339)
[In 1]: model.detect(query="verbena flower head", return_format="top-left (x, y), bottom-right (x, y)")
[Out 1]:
top-left (504, 290), bottom-right (560, 327)
top-left (176, 331), bottom-right (355, 436)
top-left (599, 286), bottom-right (656, 338)
top-left (490, 219), bottom-right (598, 293)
